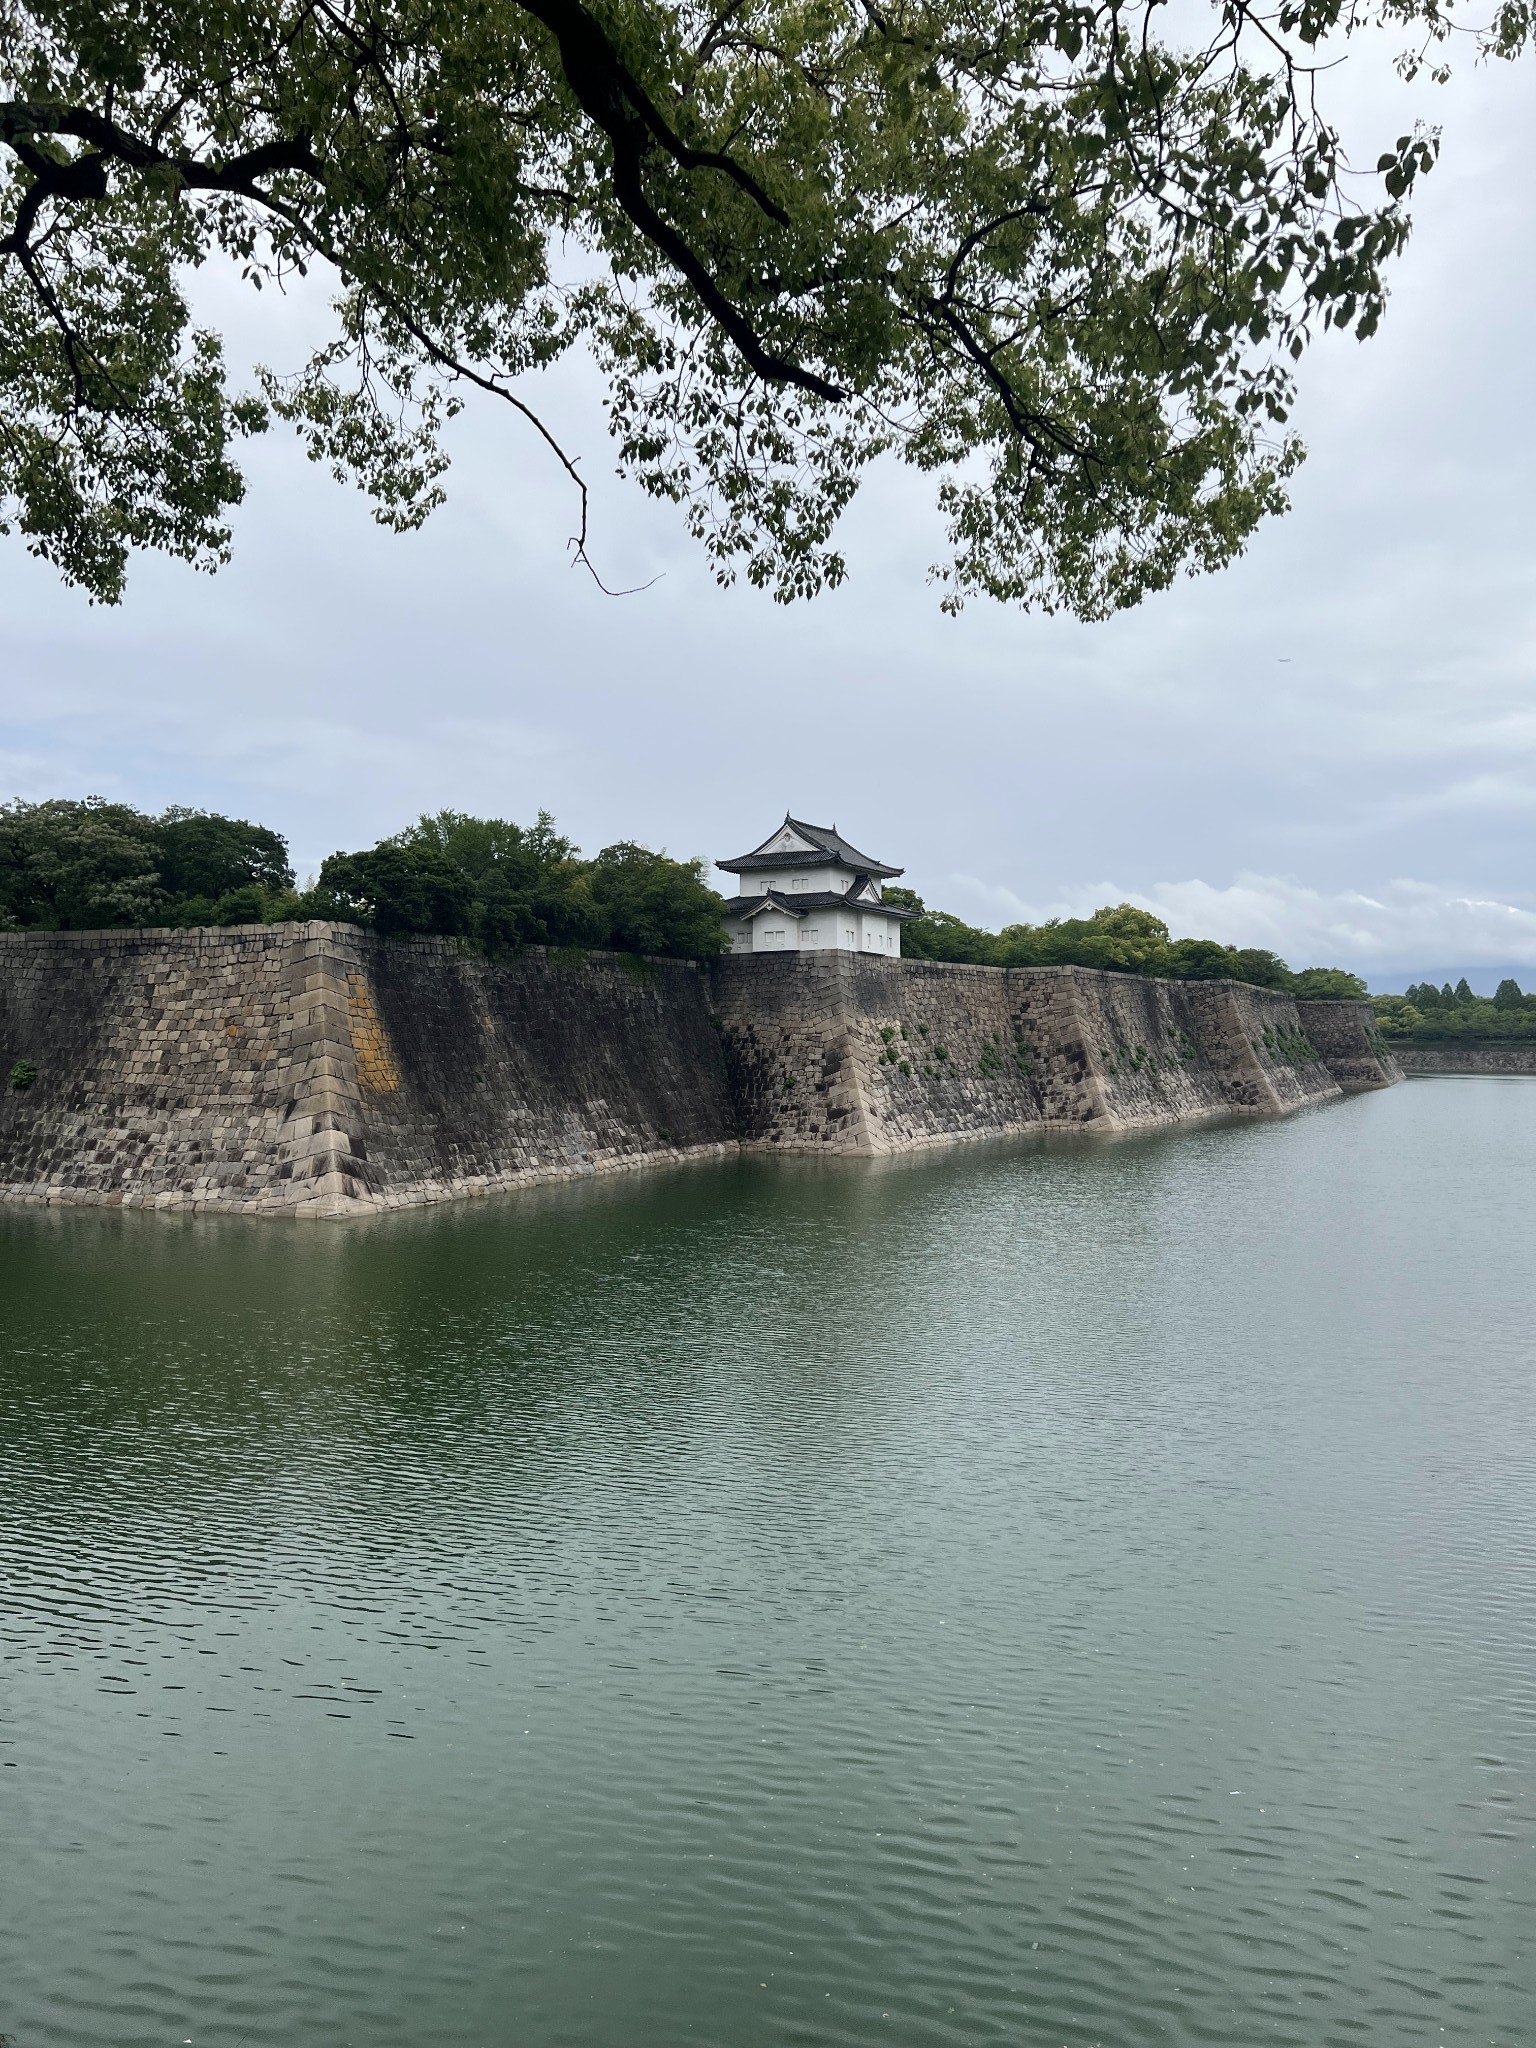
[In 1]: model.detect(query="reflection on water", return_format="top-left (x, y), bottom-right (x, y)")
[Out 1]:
top-left (2, 1083), bottom-right (1533, 2047)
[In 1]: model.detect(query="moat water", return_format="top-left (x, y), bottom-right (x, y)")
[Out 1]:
top-left (2, 1078), bottom-right (1533, 2047)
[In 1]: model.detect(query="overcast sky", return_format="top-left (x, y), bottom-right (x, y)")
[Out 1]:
top-left (3, 40), bottom-right (1534, 989)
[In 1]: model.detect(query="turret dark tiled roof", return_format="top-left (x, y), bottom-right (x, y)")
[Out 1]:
top-left (719, 814), bottom-right (903, 880)
top-left (721, 886), bottom-right (916, 920)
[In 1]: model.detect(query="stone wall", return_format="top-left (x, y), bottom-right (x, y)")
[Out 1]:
top-left (0, 924), bottom-right (345, 1216)
top-left (0, 925), bottom-right (735, 1216)
top-left (0, 927), bottom-right (1398, 1218)
top-left (1294, 1000), bottom-right (1403, 1091)
top-left (351, 935), bottom-right (735, 1204)
top-left (710, 955), bottom-right (1359, 1154)
top-left (1393, 1044), bottom-right (1536, 1075)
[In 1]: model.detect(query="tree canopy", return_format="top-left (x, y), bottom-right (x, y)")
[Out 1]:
top-left (2, 794), bottom-right (1386, 988)
top-left (0, 795), bottom-right (725, 955)
top-left (0, 0), bottom-right (1480, 608)
top-left (0, 795), bottom-right (294, 927)
top-left (307, 808), bottom-right (729, 955)
top-left (1374, 978), bottom-right (1536, 1043)
top-left (885, 888), bottom-right (1366, 992)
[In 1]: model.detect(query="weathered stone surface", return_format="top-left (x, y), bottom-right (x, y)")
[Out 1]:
top-left (0, 927), bottom-right (1396, 1219)
top-left (0, 925), bottom-right (735, 1216)
top-left (1294, 1000), bottom-right (1402, 1090)
top-left (711, 955), bottom-right (1349, 1152)
top-left (1393, 1044), bottom-right (1536, 1074)
top-left (352, 935), bottom-right (735, 1205)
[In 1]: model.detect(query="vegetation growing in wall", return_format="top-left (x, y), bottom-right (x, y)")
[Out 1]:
top-left (882, 889), bottom-right (1365, 996)
top-left (1255, 1023), bottom-right (1320, 1065)
top-left (0, 798), bottom-right (726, 960)
top-left (1373, 981), bottom-right (1536, 1045)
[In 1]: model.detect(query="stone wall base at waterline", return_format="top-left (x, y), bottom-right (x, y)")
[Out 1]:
top-left (1393, 1044), bottom-right (1536, 1075)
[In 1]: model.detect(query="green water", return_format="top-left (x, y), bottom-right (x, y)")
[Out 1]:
top-left (2, 1080), bottom-right (1532, 2047)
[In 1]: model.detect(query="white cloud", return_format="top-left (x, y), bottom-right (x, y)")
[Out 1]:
top-left (1134, 875), bottom-right (1536, 970)
top-left (941, 869), bottom-right (1536, 977)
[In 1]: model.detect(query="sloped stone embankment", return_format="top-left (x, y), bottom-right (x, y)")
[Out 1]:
top-left (712, 957), bottom-right (1397, 1154)
top-left (0, 928), bottom-right (1398, 1216)
top-left (0, 925), bottom-right (734, 1217)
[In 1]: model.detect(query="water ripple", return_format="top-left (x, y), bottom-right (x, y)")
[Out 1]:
top-left (1, 1083), bottom-right (1534, 2046)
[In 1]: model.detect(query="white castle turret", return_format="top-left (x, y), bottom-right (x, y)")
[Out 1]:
top-left (717, 814), bottom-right (915, 957)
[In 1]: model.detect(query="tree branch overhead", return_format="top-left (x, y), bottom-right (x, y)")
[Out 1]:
top-left (0, 0), bottom-right (1459, 607)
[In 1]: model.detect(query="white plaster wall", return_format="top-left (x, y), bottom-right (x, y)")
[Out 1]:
top-left (722, 901), bottom-right (900, 954)
top-left (738, 866), bottom-right (844, 896)
top-left (856, 911), bottom-right (898, 956)
top-left (753, 914), bottom-right (797, 950)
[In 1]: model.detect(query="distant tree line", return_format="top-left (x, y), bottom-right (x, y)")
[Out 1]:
top-left (884, 891), bottom-right (1366, 998)
top-left (1372, 981), bottom-right (1536, 1044)
top-left (0, 798), bottom-right (726, 959)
